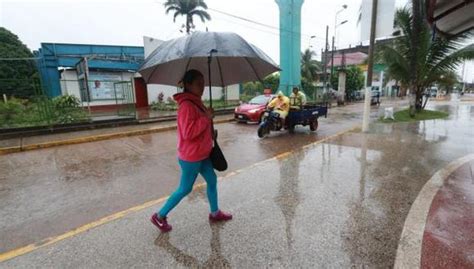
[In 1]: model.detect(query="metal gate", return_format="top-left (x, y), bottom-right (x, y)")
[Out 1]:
top-left (113, 81), bottom-right (135, 117)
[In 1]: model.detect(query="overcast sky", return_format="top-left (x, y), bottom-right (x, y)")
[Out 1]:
top-left (1, 0), bottom-right (472, 81)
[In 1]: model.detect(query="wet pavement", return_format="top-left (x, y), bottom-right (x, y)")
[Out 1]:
top-left (1, 100), bottom-right (405, 254)
top-left (3, 100), bottom-right (473, 268)
top-left (0, 115), bottom-right (232, 150)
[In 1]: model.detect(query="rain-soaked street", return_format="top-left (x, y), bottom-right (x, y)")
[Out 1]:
top-left (1, 100), bottom-right (473, 268)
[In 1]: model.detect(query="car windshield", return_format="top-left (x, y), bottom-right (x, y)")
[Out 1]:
top-left (249, 95), bottom-right (271, 105)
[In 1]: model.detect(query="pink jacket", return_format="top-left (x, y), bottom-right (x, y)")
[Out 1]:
top-left (173, 92), bottom-right (213, 162)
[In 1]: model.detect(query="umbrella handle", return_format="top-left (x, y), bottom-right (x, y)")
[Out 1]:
top-left (207, 49), bottom-right (218, 110)
top-left (208, 56), bottom-right (212, 109)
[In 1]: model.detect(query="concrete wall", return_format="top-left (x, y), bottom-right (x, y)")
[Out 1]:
top-left (147, 84), bottom-right (240, 104)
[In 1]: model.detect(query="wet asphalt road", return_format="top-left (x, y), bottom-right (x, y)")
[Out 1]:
top-left (0, 101), bottom-right (472, 268)
top-left (0, 101), bottom-right (394, 254)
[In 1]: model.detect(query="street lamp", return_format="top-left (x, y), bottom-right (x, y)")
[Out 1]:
top-left (330, 5), bottom-right (348, 86)
top-left (334, 4), bottom-right (348, 34)
top-left (334, 4), bottom-right (348, 48)
top-left (331, 20), bottom-right (349, 87)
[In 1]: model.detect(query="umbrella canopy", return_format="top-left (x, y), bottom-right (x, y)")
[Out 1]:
top-left (138, 31), bottom-right (280, 87)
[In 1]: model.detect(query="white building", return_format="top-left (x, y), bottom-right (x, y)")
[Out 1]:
top-left (357, 0), bottom-right (396, 43)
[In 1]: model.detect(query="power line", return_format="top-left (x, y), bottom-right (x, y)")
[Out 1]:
top-left (211, 14), bottom-right (280, 38)
top-left (208, 7), bottom-right (326, 40)
top-left (212, 13), bottom-right (326, 48)
top-left (156, 0), bottom-right (326, 41)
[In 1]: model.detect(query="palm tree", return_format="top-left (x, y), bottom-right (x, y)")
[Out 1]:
top-left (164, 0), bottom-right (211, 34)
top-left (301, 48), bottom-right (321, 82)
top-left (379, 6), bottom-right (474, 115)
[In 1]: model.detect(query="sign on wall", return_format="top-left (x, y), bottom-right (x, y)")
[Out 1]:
top-left (87, 72), bottom-right (123, 100)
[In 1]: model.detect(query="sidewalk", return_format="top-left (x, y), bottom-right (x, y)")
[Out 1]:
top-left (0, 98), bottom-right (407, 155)
top-left (0, 115), bottom-right (234, 154)
top-left (1, 101), bottom-right (472, 268)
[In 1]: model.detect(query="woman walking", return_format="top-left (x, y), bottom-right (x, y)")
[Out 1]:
top-left (151, 69), bottom-right (232, 233)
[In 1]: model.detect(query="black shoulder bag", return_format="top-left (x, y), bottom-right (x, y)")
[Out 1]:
top-left (184, 101), bottom-right (228, 171)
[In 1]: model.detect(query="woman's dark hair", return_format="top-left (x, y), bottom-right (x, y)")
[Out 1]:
top-left (180, 69), bottom-right (203, 92)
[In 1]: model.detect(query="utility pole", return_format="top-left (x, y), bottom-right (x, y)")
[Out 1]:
top-left (461, 61), bottom-right (466, 93)
top-left (330, 36), bottom-right (335, 88)
top-left (323, 25), bottom-right (329, 93)
top-left (362, 0), bottom-right (378, 132)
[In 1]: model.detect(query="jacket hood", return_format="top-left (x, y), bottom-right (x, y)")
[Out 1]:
top-left (173, 92), bottom-right (203, 105)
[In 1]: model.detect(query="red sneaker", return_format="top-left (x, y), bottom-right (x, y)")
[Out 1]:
top-left (151, 213), bottom-right (172, 233)
top-left (209, 210), bottom-right (233, 222)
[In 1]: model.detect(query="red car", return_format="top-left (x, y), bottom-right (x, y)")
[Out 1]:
top-left (234, 94), bottom-right (275, 123)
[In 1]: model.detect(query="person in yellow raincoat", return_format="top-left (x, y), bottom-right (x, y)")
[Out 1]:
top-left (289, 87), bottom-right (307, 109)
top-left (267, 91), bottom-right (290, 125)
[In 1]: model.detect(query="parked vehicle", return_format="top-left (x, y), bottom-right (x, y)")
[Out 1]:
top-left (234, 94), bottom-right (275, 123)
top-left (371, 90), bottom-right (381, 106)
top-left (351, 90), bottom-right (364, 101)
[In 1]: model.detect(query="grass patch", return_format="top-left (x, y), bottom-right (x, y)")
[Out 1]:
top-left (380, 109), bottom-right (449, 123)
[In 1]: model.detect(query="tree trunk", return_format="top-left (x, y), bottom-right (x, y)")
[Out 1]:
top-left (409, 0), bottom-right (421, 116)
top-left (186, 15), bottom-right (191, 34)
top-left (400, 85), bottom-right (407, 97)
top-left (415, 89), bottom-right (423, 111)
top-left (409, 85), bottom-right (417, 117)
top-left (422, 93), bottom-right (429, 109)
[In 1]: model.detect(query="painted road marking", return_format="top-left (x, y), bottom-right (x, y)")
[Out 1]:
top-left (394, 154), bottom-right (474, 269)
top-left (0, 125), bottom-right (359, 263)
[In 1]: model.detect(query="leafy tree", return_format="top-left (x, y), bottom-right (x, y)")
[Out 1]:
top-left (330, 66), bottom-right (365, 100)
top-left (0, 27), bottom-right (38, 98)
top-left (164, 0), bottom-right (211, 34)
top-left (242, 73), bottom-right (279, 95)
top-left (301, 48), bottom-right (321, 83)
top-left (378, 6), bottom-right (474, 115)
top-left (437, 70), bottom-right (459, 94)
top-left (262, 73), bottom-right (280, 92)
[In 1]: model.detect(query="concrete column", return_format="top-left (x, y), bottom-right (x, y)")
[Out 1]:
top-left (276, 0), bottom-right (304, 96)
top-left (338, 71), bottom-right (346, 104)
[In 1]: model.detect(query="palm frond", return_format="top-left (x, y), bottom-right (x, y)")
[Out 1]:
top-left (165, 6), bottom-right (179, 15)
top-left (196, 0), bottom-right (208, 9)
top-left (426, 43), bottom-right (474, 83)
top-left (173, 11), bottom-right (181, 22)
top-left (380, 44), bottom-right (411, 84)
top-left (189, 10), bottom-right (211, 22)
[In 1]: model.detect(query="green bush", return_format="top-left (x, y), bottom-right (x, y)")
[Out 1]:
top-left (52, 94), bottom-right (81, 109)
top-left (150, 101), bottom-right (177, 111)
top-left (52, 95), bottom-right (89, 124)
top-left (0, 98), bottom-right (25, 126)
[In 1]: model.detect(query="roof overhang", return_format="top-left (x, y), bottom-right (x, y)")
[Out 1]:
top-left (426, 0), bottom-right (474, 36)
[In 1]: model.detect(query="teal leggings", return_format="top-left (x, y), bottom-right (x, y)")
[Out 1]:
top-left (159, 158), bottom-right (218, 217)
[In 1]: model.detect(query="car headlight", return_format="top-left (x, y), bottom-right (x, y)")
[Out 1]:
top-left (234, 107), bottom-right (239, 112)
top-left (248, 109), bottom-right (259, 114)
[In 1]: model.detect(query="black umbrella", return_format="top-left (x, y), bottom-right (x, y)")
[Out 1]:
top-left (138, 31), bottom-right (280, 107)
